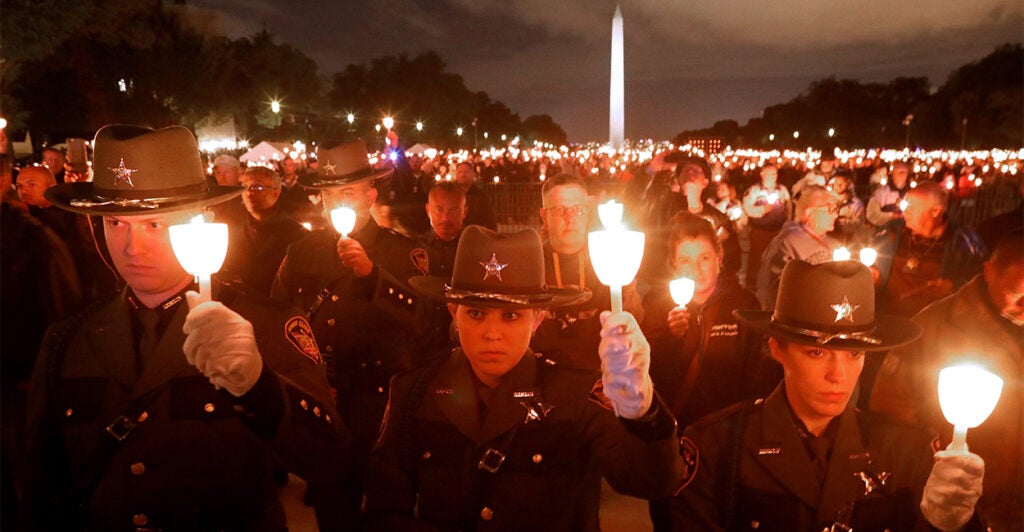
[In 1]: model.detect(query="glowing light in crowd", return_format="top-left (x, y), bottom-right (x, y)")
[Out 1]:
top-left (938, 364), bottom-right (1004, 453)
top-left (669, 278), bottom-right (696, 307)
top-left (169, 215), bottom-right (229, 303)
top-left (330, 207), bottom-right (357, 238)
top-left (270, 100), bottom-right (281, 113)
top-left (347, 113), bottom-right (355, 124)
top-left (832, 247), bottom-right (852, 261)
top-left (859, 247), bottom-right (878, 267)
top-left (382, 116), bottom-right (394, 131)
top-left (589, 200), bottom-right (645, 313)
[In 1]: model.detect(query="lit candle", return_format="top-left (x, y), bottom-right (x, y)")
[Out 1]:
top-left (727, 206), bottom-right (743, 221)
top-left (832, 246), bottom-right (852, 261)
top-left (938, 364), bottom-right (1004, 453)
top-left (331, 206), bottom-right (357, 238)
top-left (669, 277), bottom-right (695, 308)
top-left (589, 200), bottom-right (645, 313)
top-left (169, 215), bottom-right (229, 303)
top-left (899, 199), bottom-right (909, 212)
top-left (859, 247), bottom-right (878, 267)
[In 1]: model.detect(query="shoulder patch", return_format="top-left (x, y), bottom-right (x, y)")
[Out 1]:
top-left (410, 247), bottom-right (429, 275)
top-left (674, 436), bottom-right (701, 494)
top-left (285, 316), bottom-right (322, 365)
top-left (588, 379), bottom-right (614, 411)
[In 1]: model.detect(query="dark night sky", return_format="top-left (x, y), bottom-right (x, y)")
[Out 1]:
top-left (188, 0), bottom-right (1023, 142)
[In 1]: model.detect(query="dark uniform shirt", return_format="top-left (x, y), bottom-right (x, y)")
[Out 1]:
top-left (415, 230), bottom-right (461, 353)
top-left (222, 209), bottom-right (306, 297)
top-left (532, 244), bottom-right (605, 371)
top-left (671, 385), bottom-right (986, 532)
top-left (364, 350), bottom-right (684, 531)
top-left (24, 280), bottom-right (348, 531)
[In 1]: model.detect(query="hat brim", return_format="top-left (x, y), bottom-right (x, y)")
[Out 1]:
top-left (409, 275), bottom-right (591, 309)
top-left (298, 166), bottom-right (393, 189)
top-left (733, 309), bottom-right (921, 352)
top-left (45, 182), bottom-right (242, 216)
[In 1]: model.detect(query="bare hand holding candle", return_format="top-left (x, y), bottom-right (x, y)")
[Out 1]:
top-left (588, 200), bottom-right (644, 313)
top-left (169, 214), bottom-right (229, 304)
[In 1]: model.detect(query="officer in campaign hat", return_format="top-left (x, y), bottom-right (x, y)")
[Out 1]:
top-left (25, 125), bottom-right (349, 530)
top-left (364, 225), bottom-right (684, 530)
top-left (672, 260), bottom-right (987, 531)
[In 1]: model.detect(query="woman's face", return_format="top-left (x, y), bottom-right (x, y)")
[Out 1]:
top-left (449, 304), bottom-right (544, 387)
top-left (672, 237), bottom-right (721, 302)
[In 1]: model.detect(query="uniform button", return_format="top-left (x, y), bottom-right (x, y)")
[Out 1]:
top-left (298, 288), bottom-right (303, 294)
top-left (300, 400), bottom-right (309, 410)
top-left (133, 513), bottom-right (148, 526)
top-left (388, 288), bottom-right (394, 295)
top-left (397, 293), bottom-right (404, 300)
top-left (326, 345), bottom-right (334, 353)
top-left (750, 520), bottom-right (759, 529)
top-left (331, 295), bottom-right (339, 302)
top-left (532, 454), bottom-right (543, 464)
top-left (407, 298), bottom-right (413, 305)
top-left (64, 408), bottom-right (73, 417)
top-left (422, 451), bottom-right (431, 460)
top-left (325, 414), bottom-right (331, 423)
top-left (313, 406), bottom-right (321, 417)
top-left (136, 411), bottom-right (148, 423)
top-left (375, 360), bottom-right (382, 367)
top-left (377, 387), bottom-right (384, 394)
top-left (233, 405), bottom-right (245, 413)
top-left (360, 363), bottom-right (368, 369)
top-left (130, 462), bottom-right (146, 476)
top-left (327, 318), bottom-right (336, 326)
top-left (480, 507), bottom-right (493, 521)
top-left (203, 403), bottom-right (215, 413)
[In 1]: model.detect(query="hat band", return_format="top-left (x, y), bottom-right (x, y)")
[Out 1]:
top-left (311, 165), bottom-right (379, 186)
top-left (770, 318), bottom-right (882, 346)
top-left (94, 182), bottom-right (209, 200)
top-left (445, 285), bottom-right (553, 305)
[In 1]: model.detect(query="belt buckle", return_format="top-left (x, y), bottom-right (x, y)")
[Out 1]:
top-left (105, 415), bottom-right (137, 442)
top-left (478, 448), bottom-right (506, 473)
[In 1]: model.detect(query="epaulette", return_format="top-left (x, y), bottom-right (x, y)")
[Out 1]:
top-left (689, 397), bottom-right (763, 430)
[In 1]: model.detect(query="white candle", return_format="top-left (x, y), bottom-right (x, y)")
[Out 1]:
top-left (938, 364), bottom-right (1004, 453)
top-left (669, 277), bottom-right (696, 307)
top-left (331, 207), bottom-right (357, 238)
top-left (169, 215), bottom-right (229, 304)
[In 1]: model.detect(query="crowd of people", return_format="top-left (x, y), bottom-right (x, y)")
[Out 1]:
top-left (0, 125), bottom-right (1020, 531)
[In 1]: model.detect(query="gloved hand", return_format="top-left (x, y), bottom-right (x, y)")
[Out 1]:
top-left (920, 449), bottom-right (985, 531)
top-left (182, 291), bottom-right (264, 397)
top-left (598, 311), bottom-right (653, 420)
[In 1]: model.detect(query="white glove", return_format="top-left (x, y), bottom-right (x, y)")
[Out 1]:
top-left (920, 449), bottom-right (985, 531)
top-left (182, 291), bottom-right (264, 397)
top-left (598, 310), bottom-right (654, 420)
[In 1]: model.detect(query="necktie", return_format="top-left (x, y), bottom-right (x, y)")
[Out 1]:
top-left (136, 309), bottom-right (161, 372)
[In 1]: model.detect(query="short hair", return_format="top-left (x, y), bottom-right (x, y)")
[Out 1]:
top-left (541, 173), bottom-right (587, 205)
top-left (668, 212), bottom-right (722, 259)
top-left (213, 154), bottom-right (241, 169)
top-left (242, 166), bottom-right (281, 187)
top-left (678, 156), bottom-right (711, 181)
top-left (41, 146), bottom-right (63, 157)
top-left (428, 181), bottom-right (465, 201)
top-left (907, 182), bottom-right (947, 212)
top-left (761, 162), bottom-right (778, 173)
top-left (795, 185), bottom-right (834, 218)
top-left (891, 161), bottom-right (910, 172)
top-left (989, 228), bottom-right (1024, 271)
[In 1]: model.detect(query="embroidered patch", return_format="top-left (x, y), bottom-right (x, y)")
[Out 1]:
top-left (285, 316), bottom-right (322, 365)
top-left (757, 447), bottom-right (782, 455)
top-left (674, 437), bottom-right (701, 493)
top-left (410, 248), bottom-right (430, 275)
top-left (588, 379), bottom-right (614, 411)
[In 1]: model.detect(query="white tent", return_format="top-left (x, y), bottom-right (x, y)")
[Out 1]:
top-left (405, 143), bottom-right (436, 156)
top-left (239, 141), bottom-right (291, 164)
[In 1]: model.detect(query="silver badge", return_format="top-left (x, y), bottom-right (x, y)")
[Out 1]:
top-left (831, 296), bottom-right (860, 323)
top-left (322, 160), bottom-right (337, 175)
top-left (480, 253), bottom-right (508, 281)
top-left (109, 158), bottom-right (139, 187)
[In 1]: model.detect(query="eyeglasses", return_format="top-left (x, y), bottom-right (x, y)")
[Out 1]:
top-left (243, 184), bottom-right (278, 193)
top-left (545, 205), bottom-right (588, 218)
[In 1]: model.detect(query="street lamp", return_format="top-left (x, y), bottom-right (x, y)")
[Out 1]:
top-left (416, 121), bottom-right (423, 132)
top-left (456, 127), bottom-right (463, 136)
top-left (792, 131), bottom-right (800, 139)
top-left (828, 128), bottom-right (835, 138)
top-left (346, 113), bottom-right (355, 125)
top-left (903, 114), bottom-right (914, 149)
top-left (382, 116), bottom-right (394, 131)
top-left (768, 133), bottom-right (775, 141)
top-left (270, 100), bottom-right (281, 114)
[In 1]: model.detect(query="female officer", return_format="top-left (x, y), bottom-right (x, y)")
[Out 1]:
top-left (364, 226), bottom-right (684, 530)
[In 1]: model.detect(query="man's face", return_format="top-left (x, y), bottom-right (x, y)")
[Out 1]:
top-left (321, 180), bottom-right (376, 229)
top-left (672, 237), bottom-right (721, 301)
top-left (282, 158), bottom-right (297, 176)
top-left (449, 304), bottom-right (543, 387)
top-left (240, 172), bottom-right (281, 219)
top-left (42, 150), bottom-right (64, 175)
top-left (902, 192), bottom-right (938, 236)
top-left (802, 193), bottom-right (838, 235)
top-left (820, 160), bottom-right (835, 174)
top-left (454, 163), bottom-right (475, 188)
top-left (541, 185), bottom-right (590, 254)
top-left (104, 212), bottom-right (193, 298)
top-left (891, 166), bottom-right (909, 188)
top-left (15, 167), bottom-right (53, 207)
top-left (829, 177), bottom-right (851, 195)
top-left (761, 167), bottom-right (778, 188)
top-left (770, 338), bottom-right (864, 427)
top-left (426, 189), bottom-right (467, 241)
top-left (213, 165), bottom-right (241, 186)
top-left (985, 261), bottom-right (1024, 326)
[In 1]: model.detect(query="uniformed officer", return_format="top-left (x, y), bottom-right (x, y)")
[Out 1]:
top-left (25, 125), bottom-right (349, 530)
top-left (672, 260), bottom-right (987, 531)
top-left (364, 226), bottom-right (684, 530)
top-left (271, 138), bottom-right (431, 521)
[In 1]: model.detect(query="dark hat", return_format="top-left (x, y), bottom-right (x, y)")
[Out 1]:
top-left (410, 226), bottom-right (591, 308)
top-left (734, 260), bottom-right (920, 351)
top-left (300, 139), bottom-right (392, 189)
top-left (45, 125), bottom-right (241, 216)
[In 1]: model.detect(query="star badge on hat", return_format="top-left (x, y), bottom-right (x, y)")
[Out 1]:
top-left (322, 160), bottom-right (337, 175)
top-left (109, 157), bottom-right (139, 187)
top-left (480, 253), bottom-right (507, 281)
top-left (831, 296), bottom-right (860, 323)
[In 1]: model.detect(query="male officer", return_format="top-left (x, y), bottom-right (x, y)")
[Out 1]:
top-left (25, 125), bottom-right (348, 530)
top-left (272, 138), bottom-right (430, 519)
top-left (672, 260), bottom-right (987, 531)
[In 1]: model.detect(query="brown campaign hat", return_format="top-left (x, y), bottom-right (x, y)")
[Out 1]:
top-left (300, 139), bottom-right (392, 189)
top-left (734, 260), bottom-right (921, 351)
top-left (410, 226), bottom-right (591, 308)
top-left (45, 125), bottom-right (241, 215)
